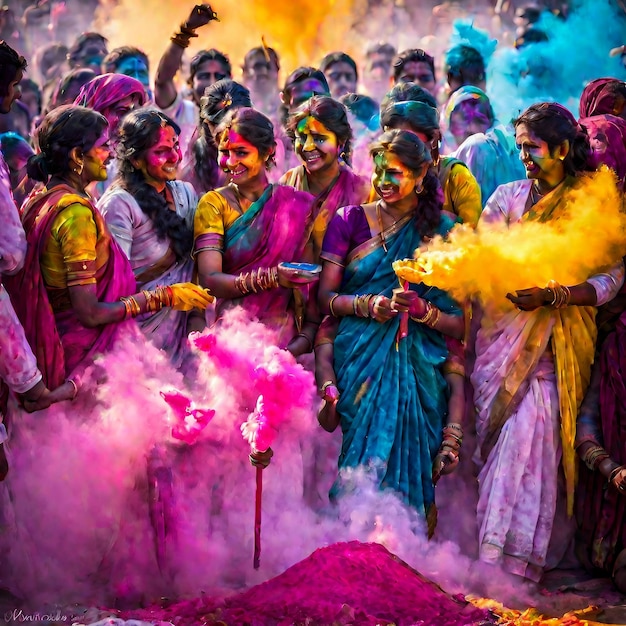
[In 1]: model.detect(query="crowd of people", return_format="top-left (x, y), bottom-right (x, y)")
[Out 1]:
top-left (0, 0), bottom-right (626, 616)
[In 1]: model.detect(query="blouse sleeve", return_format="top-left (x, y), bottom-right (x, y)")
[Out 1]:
top-left (320, 206), bottom-right (357, 267)
top-left (51, 202), bottom-right (98, 287)
top-left (193, 191), bottom-right (230, 256)
top-left (446, 163), bottom-right (483, 227)
top-left (587, 259), bottom-right (625, 306)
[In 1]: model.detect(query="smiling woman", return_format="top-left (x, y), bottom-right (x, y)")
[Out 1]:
top-left (194, 107), bottom-right (317, 352)
top-left (98, 109), bottom-right (201, 368)
top-left (281, 96), bottom-right (369, 262)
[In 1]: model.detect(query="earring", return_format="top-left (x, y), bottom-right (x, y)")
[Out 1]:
top-left (415, 182), bottom-right (424, 195)
top-left (73, 161), bottom-right (84, 175)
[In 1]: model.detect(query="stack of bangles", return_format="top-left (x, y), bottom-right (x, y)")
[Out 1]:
top-left (545, 280), bottom-right (571, 308)
top-left (170, 23), bottom-right (199, 48)
top-left (582, 444), bottom-right (611, 471)
top-left (328, 293), bottom-right (381, 318)
top-left (120, 286), bottom-right (174, 319)
top-left (439, 423), bottom-right (463, 460)
top-left (235, 267), bottom-right (279, 295)
top-left (411, 301), bottom-right (441, 328)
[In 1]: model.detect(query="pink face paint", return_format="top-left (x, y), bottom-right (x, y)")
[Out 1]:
top-left (138, 125), bottom-right (181, 189)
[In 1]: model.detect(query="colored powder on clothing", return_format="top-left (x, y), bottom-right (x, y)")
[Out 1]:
top-left (394, 167), bottom-right (626, 311)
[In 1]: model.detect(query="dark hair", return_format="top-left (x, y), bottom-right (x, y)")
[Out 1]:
top-left (365, 41), bottom-right (396, 59)
top-left (243, 46), bottom-right (280, 71)
top-left (369, 129), bottom-right (441, 237)
top-left (280, 66), bottom-right (330, 127)
top-left (115, 108), bottom-right (192, 259)
top-left (380, 84), bottom-right (440, 139)
top-left (67, 32), bottom-right (108, 67)
top-left (200, 79), bottom-right (252, 126)
top-left (186, 79), bottom-right (252, 193)
top-left (47, 68), bottom-right (97, 110)
top-left (514, 27), bottom-right (549, 49)
top-left (215, 107), bottom-right (276, 161)
top-left (339, 93), bottom-right (379, 131)
top-left (282, 66), bottom-right (329, 98)
top-left (381, 82), bottom-right (438, 110)
top-left (445, 45), bottom-right (485, 86)
top-left (514, 102), bottom-right (592, 177)
top-left (189, 49), bottom-right (231, 83)
top-left (102, 46), bottom-right (149, 74)
top-left (0, 40), bottom-right (27, 97)
top-left (320, 52), bottom-right (358, 81)
top-left (27, 105), bottom-right (108, 181)
top-left (37, 43), bottom-right (68, 80)
top-left (393, 49), bottom-right (436, 83)
top-left (287, 95), bottom-right (353, 165)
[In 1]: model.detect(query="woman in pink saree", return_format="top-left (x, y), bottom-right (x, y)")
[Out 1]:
top-left (194, 107), bottom-right (316, 353)
top-left (2, 105), bottom-right (211, 603)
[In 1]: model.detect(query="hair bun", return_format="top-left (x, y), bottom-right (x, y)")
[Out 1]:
top-left (26, 153), bottom-right (49, 182)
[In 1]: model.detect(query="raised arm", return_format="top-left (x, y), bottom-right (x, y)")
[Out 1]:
top-left (154, 4), bottom-right (218, 109)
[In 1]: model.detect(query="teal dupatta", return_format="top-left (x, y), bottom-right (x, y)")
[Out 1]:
top-left (331, 212), bottom-right (460, 521)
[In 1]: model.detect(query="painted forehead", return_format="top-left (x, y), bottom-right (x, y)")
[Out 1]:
top-left (373, 150), bottom-right (408, 169)
top-left (218, 129), bottom-right (255, 150)
top-left (296, 116), bottom-right (333, 136)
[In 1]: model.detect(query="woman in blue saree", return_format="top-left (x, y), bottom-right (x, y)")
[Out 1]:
top-left (317, 129), bottom-right (465, 533)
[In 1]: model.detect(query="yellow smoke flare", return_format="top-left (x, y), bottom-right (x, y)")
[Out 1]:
top-left (96, 1), bottom-right (364, 83)
top-left (394, 168), bottom-right (626, 311)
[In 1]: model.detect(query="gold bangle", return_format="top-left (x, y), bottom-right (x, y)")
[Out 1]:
top-left (426, 306), bottom-right (441, 328)
top-left (67, 378), bottom-right (78, 400)
top-left (320, 380), bottom-right (336, 392)
top-left (411, 301), bottom-right (434, 324)
top-left (329, 294), bottom-right (340, 317)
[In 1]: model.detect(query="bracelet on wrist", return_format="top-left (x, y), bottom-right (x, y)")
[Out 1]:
top-left (608, 465), bottom-right (625, 484)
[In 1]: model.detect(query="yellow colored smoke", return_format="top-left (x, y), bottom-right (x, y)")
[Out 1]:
top-left (95, 0), bottom-right (365, 83)
top-left (394, 168), bottom-right (626, 311)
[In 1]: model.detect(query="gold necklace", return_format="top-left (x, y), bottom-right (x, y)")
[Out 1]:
top-left (376, 201), bottom-right (388, 253)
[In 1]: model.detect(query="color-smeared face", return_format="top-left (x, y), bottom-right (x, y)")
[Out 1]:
top-left (286, 79), bottom-right (329, 112)
top-left (83, 132), bottom-right (111, 183)
top-left (372, 150), bottom-right (417, 203)
top-left (218, 129), bottom-right (265, 186)
top-left (0, 69), bottom-right (22, 114)
top-left (116, 56), bottom-right (150, 90)
top-left (325, 61), bottom-right (357, 99)
top-left (77, 41), bottom-right (107, 72)
top-left (135, 125), bottom-right (181, 186)
top-left (102, 93), bottom-right (143, 135)
top-left (192, 60), bottom-right (231, 104)
top-left (449, 105), bottom-right (491, 147)
top-left (294, 116), bottom-right (339, 174)
top-left (396, 61), bottom-right (436, 95)
top-left (515, 122), bottom-right (563, 182)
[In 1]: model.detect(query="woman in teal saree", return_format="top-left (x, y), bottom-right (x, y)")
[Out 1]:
top-left (318, 129), bottom-right (465, 532)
